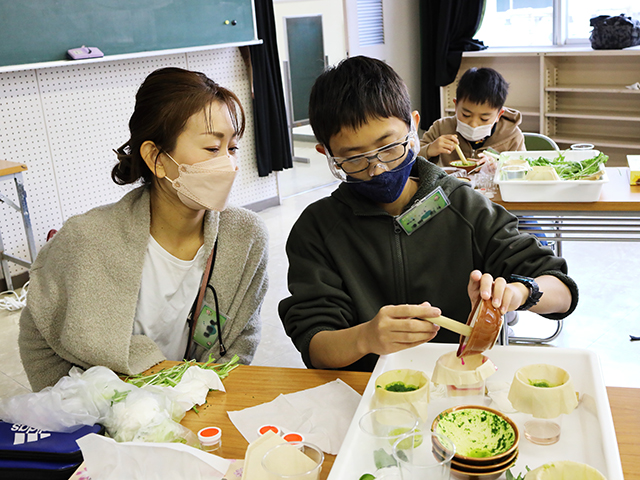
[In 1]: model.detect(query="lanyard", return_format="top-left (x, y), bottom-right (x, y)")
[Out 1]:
top-left (185, 239), bottom-right (226, 359)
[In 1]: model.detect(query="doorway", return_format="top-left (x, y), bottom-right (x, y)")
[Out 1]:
top-left (272, 0), bottom-right (346, 198)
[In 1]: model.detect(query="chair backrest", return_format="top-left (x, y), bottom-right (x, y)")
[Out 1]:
top-left (523, 132), bottom-right (559, 151)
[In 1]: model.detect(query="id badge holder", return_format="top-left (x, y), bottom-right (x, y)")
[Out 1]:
top-left (395, 186), bottom-right (450, 235)
top-left (192, 303), bottom-right (227, 350)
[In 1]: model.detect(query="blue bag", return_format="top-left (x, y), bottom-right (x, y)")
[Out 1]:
top-left (0, 421), bottom-right (104, 479)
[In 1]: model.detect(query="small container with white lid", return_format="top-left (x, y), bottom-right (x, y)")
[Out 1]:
top-left (198, 426), bottom-right (222, 454)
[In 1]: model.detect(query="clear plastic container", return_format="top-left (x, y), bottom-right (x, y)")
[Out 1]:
top-left (570, 143), bottom-right (595, 150)
top-left (198, 426), bottom-right (222, 454)
top-left (445, 380), bottom-right (486, 397)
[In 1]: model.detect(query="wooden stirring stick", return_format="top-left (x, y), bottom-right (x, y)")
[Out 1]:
top-left (455, 144), bottom-right (467, 164)
top-left (427, 315), bottom-right (472, 337)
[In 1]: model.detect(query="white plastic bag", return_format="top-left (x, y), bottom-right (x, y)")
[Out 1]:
top-left (0, 366), bottom-right (130, 432)
top-left (0, 364), bottom-right (221, 445)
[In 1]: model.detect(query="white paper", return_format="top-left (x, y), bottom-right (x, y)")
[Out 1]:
top-left (228, 379), bottom-right (361, 455)
top-left (77, 433), bottom-right (230, 480)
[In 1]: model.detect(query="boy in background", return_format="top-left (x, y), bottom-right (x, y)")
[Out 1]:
top-left (419, 67), bottom-right (524, 167)
top-left (278, 56), bottom-right (577, 372)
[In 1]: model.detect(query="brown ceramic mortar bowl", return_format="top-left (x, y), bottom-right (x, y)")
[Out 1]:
top-left (457, 298), bottom-right (503, 358)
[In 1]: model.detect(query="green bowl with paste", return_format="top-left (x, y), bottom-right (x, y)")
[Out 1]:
top-left (431, 405), bottom-right (519, 465)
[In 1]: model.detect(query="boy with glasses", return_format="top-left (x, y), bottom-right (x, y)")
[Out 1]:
top-left (278, 56), bottom-right (577, 372)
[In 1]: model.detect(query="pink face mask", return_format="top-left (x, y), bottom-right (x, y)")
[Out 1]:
top-left (164, 152), bottom-right (238, 211)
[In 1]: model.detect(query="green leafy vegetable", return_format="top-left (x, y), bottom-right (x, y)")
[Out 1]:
top-left (373, 448), bottom-right (397, 469)
top-left (528, 379), bottom-right (557, 388)
top-left (506, 465), bottom-right (531, 480)
top-left (384, 381), bottom-right (419, 392)
top-left (125, 354), bottom-right (240, 388)
top-left (525, 152), bottom-right (608, 180)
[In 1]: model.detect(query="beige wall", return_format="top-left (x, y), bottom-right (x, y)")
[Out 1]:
top-left (272, 0), bottom-right (347, 67)
top-left (383, 0), bottom-right (421, 121)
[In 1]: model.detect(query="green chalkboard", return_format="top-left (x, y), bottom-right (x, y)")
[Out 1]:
top-left (286, 15), bottom-right (325, 124)
top-left (0, 0), bottom-right (256, 68)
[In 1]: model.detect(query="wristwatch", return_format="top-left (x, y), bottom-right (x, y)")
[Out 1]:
top-left (508, 274), bottom-right (543, 311)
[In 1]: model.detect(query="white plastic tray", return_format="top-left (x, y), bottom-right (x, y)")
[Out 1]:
top-left (328, 344), bottom-right (623, 480)
top-left (495, 150), bottom-right (608, 202)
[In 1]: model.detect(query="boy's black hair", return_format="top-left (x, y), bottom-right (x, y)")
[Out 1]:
top-left (456, 67), bottom-right (509, 110)
top-left (309, 56), bottom-right (412, 151)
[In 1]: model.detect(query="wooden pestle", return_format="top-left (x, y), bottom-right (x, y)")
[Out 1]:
top-left (455, 144), bottom-right (467, 164)
top-left (427, 315), bottom-right (472, 337)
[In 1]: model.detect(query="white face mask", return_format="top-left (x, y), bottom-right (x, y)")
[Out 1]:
top-left (164, 152), bottom-right (238, 211)
top-left (456, 117), bottom-right (494, 142)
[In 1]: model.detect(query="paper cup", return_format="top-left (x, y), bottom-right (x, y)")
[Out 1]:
top-left (372, 369), bottom-right (430, 420)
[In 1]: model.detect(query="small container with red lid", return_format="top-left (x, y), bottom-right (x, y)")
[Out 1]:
top-left (198, 426), bottom-right (222, 454)
top-left (257, 424), bottom-right (282, 437)
top-left (282, 432), bottom-right (305, 443)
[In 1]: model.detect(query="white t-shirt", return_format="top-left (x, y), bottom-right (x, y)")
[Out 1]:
top-left (133, 235), bottom-right (206, 361)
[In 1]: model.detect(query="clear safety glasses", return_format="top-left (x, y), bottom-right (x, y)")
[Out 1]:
top-left (325, 128), bottom-right (420, 182)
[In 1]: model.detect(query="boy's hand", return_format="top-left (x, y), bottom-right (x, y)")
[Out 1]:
top-left (467, 270), bottom-right (528, 314)
top-left (427, 134), bottom-right (459, 158)
top-left (362, 303), bottom-right (441, 356)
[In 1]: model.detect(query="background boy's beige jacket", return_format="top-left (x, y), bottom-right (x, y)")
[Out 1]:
top-left (19, 186), bottom-right (268, 391)
top-left (419, 108), bottom-right (525, 166)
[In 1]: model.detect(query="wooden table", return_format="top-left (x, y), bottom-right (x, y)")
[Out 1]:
top-left (173, 364), bottom-right (368, 479)
top-left (149, 363), bottom-right (640, 480)
top-left (607, 386), bottom-right (640, 480)
top-left (493, 167), bottom-right (640, 256)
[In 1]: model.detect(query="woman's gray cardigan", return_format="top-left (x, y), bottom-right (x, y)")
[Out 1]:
top-left (19, 186), bottom-right (269, 391)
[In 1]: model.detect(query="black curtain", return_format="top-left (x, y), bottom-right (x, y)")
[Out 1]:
top-left (250, 0), bottom-right (293, 176)
top-left (420, 0), bottom-right (487, 129)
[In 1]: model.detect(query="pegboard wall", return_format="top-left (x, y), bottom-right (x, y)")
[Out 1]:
top-left (0, 47), bottom-right (278, 281)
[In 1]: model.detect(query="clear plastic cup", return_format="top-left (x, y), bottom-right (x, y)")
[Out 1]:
top-left (358, 407), bottom-right (420, 471)
top-left (524, 415), bottom-right (563, 445)
top-left (261, 441), bottom-right (323, 480)
top-left (393, 431), bottom-right (455, 480)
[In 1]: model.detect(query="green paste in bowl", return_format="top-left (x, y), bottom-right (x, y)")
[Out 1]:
top-left (434, 408), bottom-right (516, 458)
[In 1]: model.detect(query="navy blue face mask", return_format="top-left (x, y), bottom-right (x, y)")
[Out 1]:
top-left (348, 148), bottom-right (416, 204)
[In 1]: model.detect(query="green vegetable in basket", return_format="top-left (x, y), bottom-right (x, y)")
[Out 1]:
top-left (525, 152), bottom-right (608, 180)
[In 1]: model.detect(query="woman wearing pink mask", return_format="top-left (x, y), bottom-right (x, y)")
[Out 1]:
top-left (419, 67), bottom-right (525, 167)
top-left (19, 68), bottom-right (269, 391)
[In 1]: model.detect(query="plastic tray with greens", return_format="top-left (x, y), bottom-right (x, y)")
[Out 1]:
top-left (523, 151), bottom-right (608, 181)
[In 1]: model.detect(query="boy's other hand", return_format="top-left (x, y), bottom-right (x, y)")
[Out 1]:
top-left (427, 134), bottom-right (460, 158)
top-left (362, 303), bottom-right (441, 356)
top-left (467, 270), bottom-right (527, 314)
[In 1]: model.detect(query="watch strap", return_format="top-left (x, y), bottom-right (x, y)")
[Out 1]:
top-left (507, 274), bottom-right (543, 311)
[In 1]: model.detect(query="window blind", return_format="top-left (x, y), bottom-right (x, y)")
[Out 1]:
top-left (357, 0), bottom-right (385, 46)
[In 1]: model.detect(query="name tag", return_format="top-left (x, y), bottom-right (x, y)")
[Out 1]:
top-left (193, 303), bottom-right (227, 349)
top-left (396, 186), bottom-right (450, 235)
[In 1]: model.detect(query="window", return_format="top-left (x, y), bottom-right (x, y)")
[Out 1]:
top-left (566, 0), bottom-right (640, 41)
top-left (476, 0), bottom-right (640, 46)
top-left (477, 0), bottom-right (553, 47)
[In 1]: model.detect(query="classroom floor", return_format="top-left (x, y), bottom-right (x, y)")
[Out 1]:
top-left (1, 162), bottom-right (639, 399)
